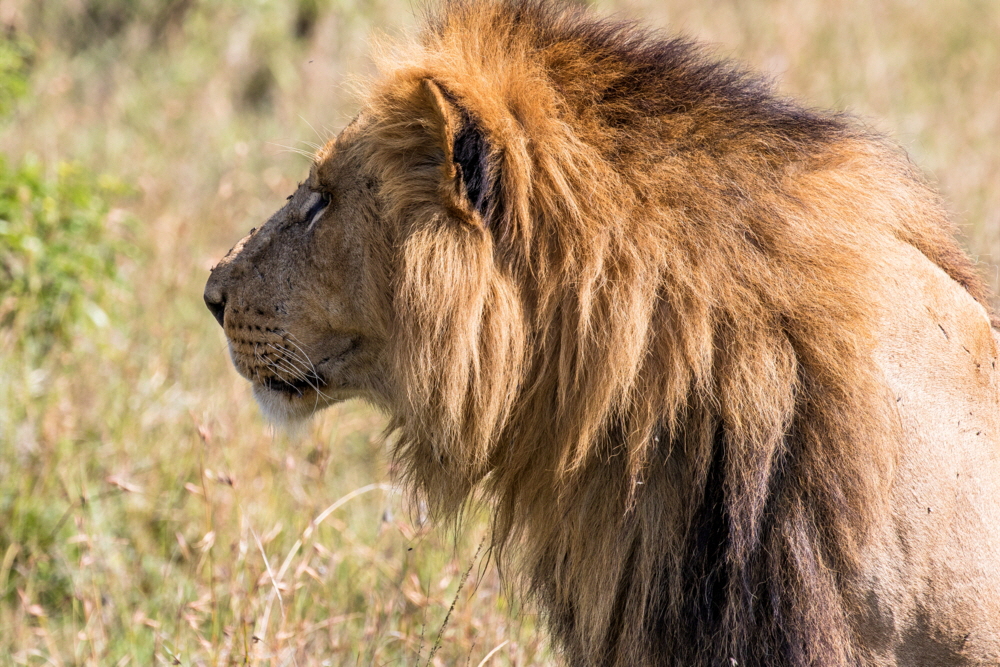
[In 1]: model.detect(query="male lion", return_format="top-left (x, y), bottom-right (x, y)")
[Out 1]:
top-left (204, 1), bottom-right (1000, 665)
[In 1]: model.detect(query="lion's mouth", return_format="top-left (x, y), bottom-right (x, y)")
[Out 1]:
top-left (261, 374), bottom-right (327, 396)
top-left (236, 336), bottom-right (360, 398)
top-left (236, 336), bottom-right (363, 423)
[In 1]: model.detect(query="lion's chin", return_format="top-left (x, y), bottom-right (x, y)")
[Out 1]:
top-left (251, 383), bottom-right (342, 425)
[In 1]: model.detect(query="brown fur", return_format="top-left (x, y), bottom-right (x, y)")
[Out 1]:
top-left (204, 2), bottom-right (1000, 665)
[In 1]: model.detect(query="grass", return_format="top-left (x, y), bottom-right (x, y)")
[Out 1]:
top-left (0, 0), bottom-right (996, 665)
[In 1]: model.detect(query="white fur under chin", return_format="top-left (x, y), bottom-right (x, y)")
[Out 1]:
top-left (252, 385), bottom-right (324, 426)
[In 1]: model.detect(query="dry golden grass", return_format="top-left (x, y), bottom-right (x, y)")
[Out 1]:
top-left (0, 1), bottom-right (996, 665)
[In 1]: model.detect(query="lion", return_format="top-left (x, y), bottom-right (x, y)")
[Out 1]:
top-left (203, 1), bottom-right (1000, 665)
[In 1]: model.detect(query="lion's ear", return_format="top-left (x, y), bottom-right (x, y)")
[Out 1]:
top-left (420, 78), bottom-right (493, 225)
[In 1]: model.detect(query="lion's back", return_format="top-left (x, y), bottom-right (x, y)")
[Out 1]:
top-left (864, 240), bottom-right (1000, 663)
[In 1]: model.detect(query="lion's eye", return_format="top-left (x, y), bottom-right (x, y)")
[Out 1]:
top-left (303, 191), bottom-right (331, 229)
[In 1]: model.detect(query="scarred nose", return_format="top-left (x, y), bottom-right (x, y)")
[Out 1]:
top-left (204, 271), bottom-right (227, 328)
top-left (204, 227), bottom-right (260, 329)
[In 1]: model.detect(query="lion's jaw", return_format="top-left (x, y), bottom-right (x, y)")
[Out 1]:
top-left (204, 132), bottom-right (391, 424)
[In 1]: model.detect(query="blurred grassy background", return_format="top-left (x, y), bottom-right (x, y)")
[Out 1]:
top-left (0, 0), bottom-right (996, 665)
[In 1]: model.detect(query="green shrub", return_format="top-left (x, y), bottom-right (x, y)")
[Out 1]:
top-left (0, 156), bottom-right (132, 359)
top-left (0, 32), bottom-right (30, 119)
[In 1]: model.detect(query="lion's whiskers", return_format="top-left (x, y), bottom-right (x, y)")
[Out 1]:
top-left (263, 340), bottom-right (335, 403)
top-left (277, 334), bottom-right (335, 411)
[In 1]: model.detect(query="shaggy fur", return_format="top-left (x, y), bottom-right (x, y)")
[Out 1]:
top-left (205, 2), bottom-right (1000, 665)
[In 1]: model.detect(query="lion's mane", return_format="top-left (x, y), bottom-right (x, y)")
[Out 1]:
top-left (355, 2), bottom-right (994, 664)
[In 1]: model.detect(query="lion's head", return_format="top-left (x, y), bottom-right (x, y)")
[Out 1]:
top-left (204, 117), bottom-right (392, 423)
top-left (206, 2), bottom-right (1000, 665)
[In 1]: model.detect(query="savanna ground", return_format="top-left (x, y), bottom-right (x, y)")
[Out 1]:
top-left (0, 0), bottom-right (997, 665)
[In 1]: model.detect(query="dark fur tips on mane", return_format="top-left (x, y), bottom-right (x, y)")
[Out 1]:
top-left (429, 0), bottom-right (849, 156)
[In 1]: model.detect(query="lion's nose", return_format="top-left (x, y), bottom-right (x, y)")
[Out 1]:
top-left (204, 279), bottom-right (227, 328)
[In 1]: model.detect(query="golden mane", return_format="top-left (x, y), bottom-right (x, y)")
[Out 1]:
top-left (353, 2), bottom-right (996, 664)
